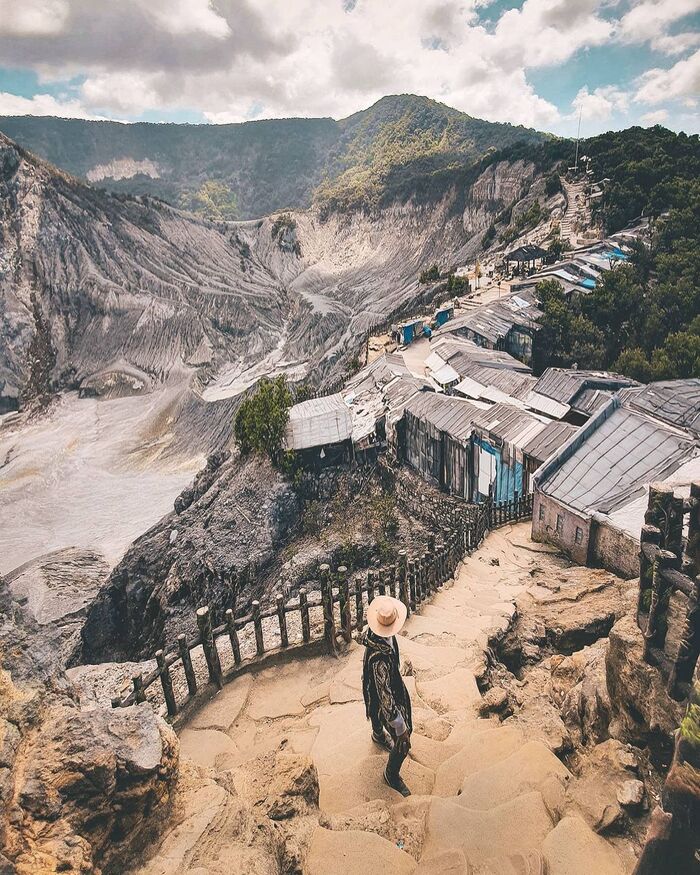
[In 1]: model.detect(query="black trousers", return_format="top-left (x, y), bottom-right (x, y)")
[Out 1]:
top-left (371, 714), bottom-right (409, 778)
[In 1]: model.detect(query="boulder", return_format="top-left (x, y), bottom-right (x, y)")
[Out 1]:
top-left (568, 739), bottom-right (645, 833)
top-left (605, 614), bottom-right (685, 745)
top-left (0, 577), bottom-right (178, 874)
top-left (542, 816), bottom-right (626, 875)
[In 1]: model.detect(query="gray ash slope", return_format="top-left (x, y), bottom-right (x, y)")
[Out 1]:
top-left (1, 128), bottom-right (553, 446)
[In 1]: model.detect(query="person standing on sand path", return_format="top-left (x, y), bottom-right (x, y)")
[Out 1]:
top-left (361, 594), bottom-right (412, 797)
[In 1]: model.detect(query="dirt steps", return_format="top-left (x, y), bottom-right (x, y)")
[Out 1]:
top-left (132, 525), bottom-right (632, 874)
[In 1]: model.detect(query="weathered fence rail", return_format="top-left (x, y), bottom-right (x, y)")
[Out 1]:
top-left (636, 481), bottom-right (700, 702)
top-left (111, 493), bottom-right (533, 716)
top-left (633, 481), bottom-right (700, 875)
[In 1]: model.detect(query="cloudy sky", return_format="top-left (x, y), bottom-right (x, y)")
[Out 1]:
top-left (0, 0), bottom-right (697, 135)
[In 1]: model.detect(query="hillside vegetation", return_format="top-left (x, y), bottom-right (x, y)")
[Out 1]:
top-left (532, 127), bottom-right (700, 380)
top-left (0, 95), bottom-right (545, 219)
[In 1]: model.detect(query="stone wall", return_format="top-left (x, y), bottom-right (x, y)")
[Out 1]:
top-left (531, 491), bottom-right (591, 566)
top-left (588, 518), bottom-right (640, 580)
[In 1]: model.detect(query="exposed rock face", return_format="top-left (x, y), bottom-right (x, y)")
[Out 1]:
top-left (0, 575), bottom-right (178, 874)
top-left (462, 159), bottom-right (535, 235)
top-left (605, 613), bottom-right (685, 747)
top-left (79, 453), bottom-right (300, 663)
top-left (4, 547), bottom-right (109, 664)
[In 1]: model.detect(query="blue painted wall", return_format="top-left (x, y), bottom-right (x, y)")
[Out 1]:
top-left (472, 435), bottom-right (525, 504)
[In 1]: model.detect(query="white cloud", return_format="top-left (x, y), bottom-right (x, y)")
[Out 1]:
top-left (0, 91), bottom-right (105, 119)
top-left (634, 49), bottom-right (700, 104)
top-left (618, 0), bottom-right (700, 47)
top-left (146, 0), bottom-right (231, 38)
top-left (572, 85), bottom-right (630, 121)
top-left (1, 0), bottom-right (694, 133)
top-left (650, 31), bottom-right (700, 56)
top-left (640, 108), bottom-right (669, 124)
top-left (0, 0), bottom-right (69, 36)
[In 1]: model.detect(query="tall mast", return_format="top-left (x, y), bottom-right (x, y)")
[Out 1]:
top-left (574, 105), bottom-right (582, 174)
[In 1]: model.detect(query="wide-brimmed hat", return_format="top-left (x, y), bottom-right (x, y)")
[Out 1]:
top-left (367, 595), bottom-right (407, 638)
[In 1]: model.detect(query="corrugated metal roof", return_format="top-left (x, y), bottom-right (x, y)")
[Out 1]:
top-left (620, 380), bottom-right (700, 436)
top-left (431, 337), bottom-right (531, 374)
top-left (534, 368), bottom-right (637, 406)
top-left (472, 403), bottom-right (547, 449)
top-left (606, 455), bottom-right (700, 537)
top-left (521, 420), bottom-right (578, 464)
top-left (403, 394), bottom-right (480, 442)
top-left (523, 390), bottom-right (570, 419)
top-left (345, 352), bottom-right (410, 392)
top-left (573, 387), bottom-right (615, 416)
top-left (538, 406), bottom-right (696, 514)
top-left (285, 393), bottom-right (353, 450)
top-left (433, 363), bottom-right (461, 385)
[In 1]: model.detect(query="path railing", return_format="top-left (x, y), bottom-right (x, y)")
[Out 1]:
top-left (636, 481), bottom-right (700, 702)
top-left (633, 481), bottom-right (700, 875)
top-left (111, 493), bottom-right (532, 717)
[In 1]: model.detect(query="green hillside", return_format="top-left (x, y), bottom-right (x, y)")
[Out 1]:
top-left (0, 95), bottom-right (546, 219)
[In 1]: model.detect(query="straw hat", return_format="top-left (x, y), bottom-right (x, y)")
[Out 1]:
top-left (367, 595), bottom-right (407, 638)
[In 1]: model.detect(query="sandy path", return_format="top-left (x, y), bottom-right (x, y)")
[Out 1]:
top-left (134, 524), bottom-right (631, 875)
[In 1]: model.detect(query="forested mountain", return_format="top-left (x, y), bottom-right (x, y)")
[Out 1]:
top-left (532, 126), bottom-right (700, 380)
top-left (0, 95), bottom-right (545, 219)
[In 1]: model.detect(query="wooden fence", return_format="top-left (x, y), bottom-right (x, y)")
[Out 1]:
top-left (111, 493), bottom-right (533, 716)
top-left (636, 481), bottom-right (700, 702)
top-left (633, 481), bottom-right (700, 875)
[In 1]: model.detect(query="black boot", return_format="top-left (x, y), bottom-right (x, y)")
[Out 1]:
top-left (383, 767), bottom-right (411, 797)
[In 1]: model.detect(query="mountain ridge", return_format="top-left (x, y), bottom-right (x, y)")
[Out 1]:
top-left (0, 94), bottom-right (549, 219)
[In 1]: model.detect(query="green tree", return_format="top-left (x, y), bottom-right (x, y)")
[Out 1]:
top-left (651, 331), bottom-right (700, 380)
top-left (545, 172), bottom-right (561, 197)
top-left (419, 264), bottom-right (440, 283)
top-left (234, 376), bottom-right (292, 466)
top-left (180, 180), bottom-right (238, 220)
top-left (613, 347), bottom-right (654, 382)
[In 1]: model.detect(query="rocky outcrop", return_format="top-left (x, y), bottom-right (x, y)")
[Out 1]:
top-left (78, 453), bottom-right (300, 663)
top-left (0, 575), bottom-right (178, 874)
top-left (605, 613), bottom-right (686, 747)
top-left (4, 547), bottom-right (109, 665)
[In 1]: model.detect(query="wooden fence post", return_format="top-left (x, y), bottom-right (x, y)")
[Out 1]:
top-left (378, 568), bottom-right (386, 596)
top-left (299, 588), bottom-right (310, 643)
top-left (638, 525), bottom-right (661, 618)
top-left (398, 550), bottom-right (409, 613)
top-left (646, 483), bottom-right (683, 555)
top-left (408, 559), bottom-right (417, 611)
top-left (355, 579), bottom-right (364, 631)
top-left (197, 606), bottom-right (223, 688)
top-left (178, 633), bottom-right (197, 696)
top-left (156, 649), bottom-right (177, 717)
top-left (388, 564), bottom-right (396, 598)
top-left (276, 594), bottom-right (289, 648)
top-left (225, 608), bottom-right (242, 665)
top-left (367, 569), bottom-right (376, 604)
top-left (320, 564), bottom-right (338, 654)
top-left (132, 672), bottom-right (146, 704)
top-left (684, 482), bottom-right (700, 577)
top-left (436, 543), bottom-right (445, 586)
top-left (338, 566), bottom-right (352, 643)
top-left (667, 577), bottom-right (700, 700)
top-left (644, 550), bottom-right (676, 660)
top-left (252, 600), bottom-right (264, 656)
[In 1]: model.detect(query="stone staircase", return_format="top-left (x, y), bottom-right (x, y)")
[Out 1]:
top-left (560, 180), bottom-right (588, 247)
top-left (132, 525), bottom-right (633, 875)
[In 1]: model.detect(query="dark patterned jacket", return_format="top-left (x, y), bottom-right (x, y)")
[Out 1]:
top-left (361, 629), bottom-right (412, 736)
